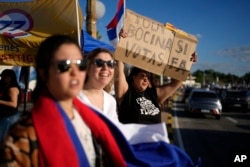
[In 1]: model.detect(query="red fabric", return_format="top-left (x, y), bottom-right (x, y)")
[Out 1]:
top-left (74, 98), bottom-right (126, 167)
top-left (32, 92), bottom-right (126, 167)
top-left (32, 94), bottom-right (80, 167)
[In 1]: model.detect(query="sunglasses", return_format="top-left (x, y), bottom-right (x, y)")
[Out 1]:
top-left (138, 72), bottom-right (151, 79)
top-left (93, 59), bottom-right (116, 69)
top-left (53, 59), bottom-right (87, 73)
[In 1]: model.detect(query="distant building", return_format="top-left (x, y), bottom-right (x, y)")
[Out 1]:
top-left (183, 75), bottom-right (201, 88)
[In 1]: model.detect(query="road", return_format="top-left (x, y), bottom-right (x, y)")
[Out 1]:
top-left (169, 101), bottom-right (250, 167)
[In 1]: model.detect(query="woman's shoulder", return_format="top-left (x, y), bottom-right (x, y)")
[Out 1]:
top-left (7, 83), bottom-right (20, 91)
top-left (77, 90), bottom-right (90, 104)
top-left (103, 90), bottom-right (115, 98)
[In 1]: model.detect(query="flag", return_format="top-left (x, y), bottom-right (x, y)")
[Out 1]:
top-left (94, 109), bottom-right (196, 167)
top-left (0, 0), bottom-right (83, 66)
top-left (82, 101), bottom-right (197, 167)
top-left (77, 94), bottom-right (199, 166)
top-left (81, 30), bottom-right (115, 54)
top-left (106, 0), bottom-right (125, 46)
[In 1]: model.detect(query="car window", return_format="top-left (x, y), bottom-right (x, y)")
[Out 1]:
top-left (184, 87), bottom-right (193, 96)
top-left (226, 91), bottom-right (247, 98)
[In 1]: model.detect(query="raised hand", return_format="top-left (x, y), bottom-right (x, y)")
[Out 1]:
top-left (190, 52), bottom-right (198, 63)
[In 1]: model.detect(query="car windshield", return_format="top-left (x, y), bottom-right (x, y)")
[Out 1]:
top-left (226, 91), bottom-right (247, 98)
top-left (192, 92), bottom-right (218, 99)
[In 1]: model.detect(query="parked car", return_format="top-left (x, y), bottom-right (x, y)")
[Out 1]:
top-left (247, 90), bottom-right (250, 109)
top-left (214, 88), bottom-right (227, 100)
top-left (221, 90), bottom-right (249, 112)
top-left (186, 89), bottom-right (222, 119)
top-left (182, 87), bottom-right (194, 103)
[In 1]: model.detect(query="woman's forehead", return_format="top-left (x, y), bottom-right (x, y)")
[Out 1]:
top-left (54, 44), bottom-right (82, 60)
top-left (138, 71), bottom-right (150, 75)
top-left (95, 52), bottom-right (113, 59)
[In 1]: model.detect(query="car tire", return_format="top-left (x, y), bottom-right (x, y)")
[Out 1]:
top-left (222, 106), bottom-right (228, 112)
top-left (242, 107), bottom-right (248, 113)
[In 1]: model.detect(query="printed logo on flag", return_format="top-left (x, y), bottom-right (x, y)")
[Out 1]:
top-left (0, 9), bottom-right (33, 38)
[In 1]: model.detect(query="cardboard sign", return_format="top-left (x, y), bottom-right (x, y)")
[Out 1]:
top-left (114, 9), bottom-right (174, 76)
top-left (164, 23), bottom-right (198, 80)
top-left (114, 9), bottom-right (198, 81)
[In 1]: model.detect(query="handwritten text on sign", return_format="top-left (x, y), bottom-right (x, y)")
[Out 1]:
top-left (115, 9), bottom-right (174, 75)
top-left (125, 17), bottom-right (173, 67)
top-left (115, 9), bottom-right (197, 79)
top-left (168, 33), bottom-right (197, 71)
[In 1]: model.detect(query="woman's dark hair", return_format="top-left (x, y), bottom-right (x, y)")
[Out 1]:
top-left (32, 34), bottom-right (82, 101)
top-left (0, 69), bottom-right (21, 103)
top-left (127, 67), bottom-right (152, 85)
top-left (0, 69), bottom-right (20, 89)
top-left (1, 69), bottom-right (18, 82)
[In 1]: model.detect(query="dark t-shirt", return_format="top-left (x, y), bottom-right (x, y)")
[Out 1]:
top-left (118, 86), bottom-right (161, 124)
top-left (0, 83), bottom-right (20, 118)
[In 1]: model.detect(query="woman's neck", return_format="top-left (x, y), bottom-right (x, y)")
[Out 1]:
top-left (82, 89), bottom-right (104, 111)
top-left (84, 81), bottom-right (105, 91)
top-left (58, 99), bottom-right (74, 119)
top-left (83, 88), bottom-right (103, 94)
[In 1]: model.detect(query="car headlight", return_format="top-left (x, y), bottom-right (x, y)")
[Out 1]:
top-left (217, 101), bottom-right (222, 108)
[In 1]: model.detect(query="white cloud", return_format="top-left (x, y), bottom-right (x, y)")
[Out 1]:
top-left (196, 33), bottom-right (203, 39)
top-left (192, 45), bottom-right (250, 76)
top-left (216, 45), bottom-right (250, 62)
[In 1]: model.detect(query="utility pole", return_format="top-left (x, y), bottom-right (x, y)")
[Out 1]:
top-left (203, 71), bottom-right (206, 86)
top-left (86, 0), bottom-right (97, 38)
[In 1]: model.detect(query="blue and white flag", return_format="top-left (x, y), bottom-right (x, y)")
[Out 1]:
top-left (106, 0), bottom-right (125, 46)
top-left (86, 104), bottom-right (196, 167)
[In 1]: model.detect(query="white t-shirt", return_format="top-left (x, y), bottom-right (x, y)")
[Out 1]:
top-left (78, 90), bottom-right (119, 122)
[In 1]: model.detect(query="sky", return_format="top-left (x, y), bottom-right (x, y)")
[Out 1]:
top-left (80, 0), bottom-right (250, 77)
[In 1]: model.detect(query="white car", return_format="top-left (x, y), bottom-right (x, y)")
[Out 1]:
top-left (186, 89), bottom-right (222, 119)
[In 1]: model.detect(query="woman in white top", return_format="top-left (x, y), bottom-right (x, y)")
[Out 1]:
top-left (78, 48), bottom-right (119, 122)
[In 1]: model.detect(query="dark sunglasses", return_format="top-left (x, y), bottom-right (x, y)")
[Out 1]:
top-left (53, 59), bottom-right (86, 73)
top-left (93, 59), bottom-right (116, 69)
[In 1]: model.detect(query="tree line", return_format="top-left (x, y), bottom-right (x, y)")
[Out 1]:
top-left (192, 69), bottom-right (250, 88)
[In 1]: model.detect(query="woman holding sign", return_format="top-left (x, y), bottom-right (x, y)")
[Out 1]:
top-left (115, 30), bottom-right (198, 124)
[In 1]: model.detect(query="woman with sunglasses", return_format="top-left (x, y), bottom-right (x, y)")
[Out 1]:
top-left (0, 35), bottom-right (126, 167)
top-left (78, 48), bottom-right (119, 122)
top-left (116, 60), bottom-right (197, 124)
top-left (116, 29), bottom-right (198, 124)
